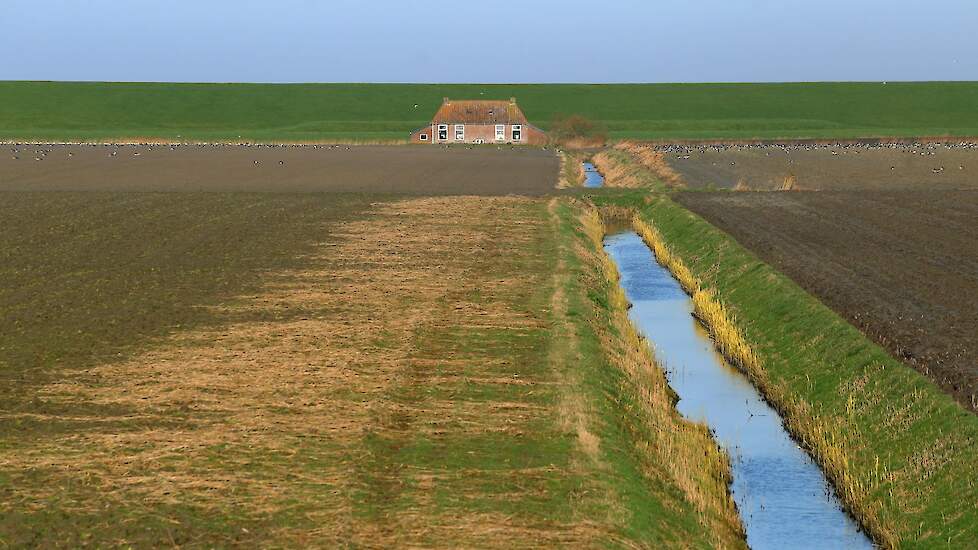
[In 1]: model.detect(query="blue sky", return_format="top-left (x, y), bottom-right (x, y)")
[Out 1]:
top-left (3, 0), bottom-right (976, 83)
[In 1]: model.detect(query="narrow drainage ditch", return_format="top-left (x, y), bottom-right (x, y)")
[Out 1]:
top-left (583, 161), bottom-right (604, 188)
top-left (604, 230), bottom-right (873, 549)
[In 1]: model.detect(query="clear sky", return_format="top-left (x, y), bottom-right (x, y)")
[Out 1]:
top-left (3, 0), bottom-right (976, 83)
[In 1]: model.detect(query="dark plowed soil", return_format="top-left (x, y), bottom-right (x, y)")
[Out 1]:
top-left (0, 144), bottom-right (558, 195)
top-left (660, 143), bottom-right (978, 190)
top-left (676, 190), bottom-right (978, 411)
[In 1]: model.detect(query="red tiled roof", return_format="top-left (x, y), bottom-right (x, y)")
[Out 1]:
top-left (431, 99), bottom-right (530, 125)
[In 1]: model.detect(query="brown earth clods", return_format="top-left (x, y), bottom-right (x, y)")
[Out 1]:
top-left (654, 142), bottom-right (978, 191)
top-left (0, 144), bottom-right (558, 195)
top-left (675, 190), bottom-right (978, 410)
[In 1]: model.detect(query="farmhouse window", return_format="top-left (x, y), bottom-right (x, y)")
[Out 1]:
top-left (437, 124), bottom-right (448, 140)
top-left (420, 133), bottom-right (428, 141)
top-left (495, 124), bottom-right (506, 141)
top-left (512, 124), bottom-right (522, 141)
top-left (455, 124), bottom-right (465, 141)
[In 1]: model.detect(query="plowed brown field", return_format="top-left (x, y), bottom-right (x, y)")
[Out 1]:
top-left (658, 143), bottom-right (978, 191)
top-left (0, 144), bottom-right (558, 195)
top-left (675, 190), bottom-right (978, 410)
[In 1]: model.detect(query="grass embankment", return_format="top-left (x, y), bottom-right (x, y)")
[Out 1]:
top-left (557, 150), bottom-right (586, 188)
top-left (592, 147), bottom-right (666, 189)
top-left (2, 81), bottom-right (978, 142)
top-left (591, 152), bottom-right (978, 548)
top-left (0, 192), bottom-right (744, 547)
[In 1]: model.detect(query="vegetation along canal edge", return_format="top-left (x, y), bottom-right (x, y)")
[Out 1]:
top-left (587, 150), bottom-right (978, 548)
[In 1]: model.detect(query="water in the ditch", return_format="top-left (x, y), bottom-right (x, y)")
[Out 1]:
top-left (583, 162), bottom-right (604, 188)
top-left (604, 231), bottom-right (873, 550)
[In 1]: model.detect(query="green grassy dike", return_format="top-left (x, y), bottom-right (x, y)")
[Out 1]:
top-left (587, 156), bottom-right (978, 547)
top-left (2, 81), bottom-right (978, 142)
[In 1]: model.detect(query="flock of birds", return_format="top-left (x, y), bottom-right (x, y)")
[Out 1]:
top-left (7, 141), bottom-right (975, 175)
top-left (7, 142), bottom-right (359, 166)
top-left (647, 141), bottom-right (976, 174)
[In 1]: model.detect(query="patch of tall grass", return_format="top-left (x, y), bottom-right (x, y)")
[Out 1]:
top-left (779, 174), bottom-right (798, 191)
top-left (557, 150), bottom-right (586, 188)
top-left (614, 142), bottom-right (687, 187)
top-left (591, 149), bottom-right (662, 189)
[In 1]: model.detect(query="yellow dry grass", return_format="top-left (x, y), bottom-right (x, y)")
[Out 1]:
top-left (779, 174), bottom-right (798, 191)
top-left (591, 150), bottom-right (649, 189)
top-left (614, 141), bottom-right (686, 188)
top-left (556, 150), bottom-right (585, 189)
top-left (0, 196), bottom-right (606, 547)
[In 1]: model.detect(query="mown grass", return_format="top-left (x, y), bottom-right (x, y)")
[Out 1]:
top-left (589, 152), bottom-right (978, 548)
top-left (1, 81), bottom-right (977, 142)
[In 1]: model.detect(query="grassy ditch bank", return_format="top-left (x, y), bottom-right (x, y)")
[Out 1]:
top-left (557, 150), bottom-right (586, 189)
top-left (588, 155), bottom-right (978, 548)
top-left (547, 199), bottom-right (746, 547)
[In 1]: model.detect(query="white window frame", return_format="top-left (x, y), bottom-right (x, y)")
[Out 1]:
top-left (454, 124), bottom-right (465, 141)
top-left (420, 133), bottom-right (428, 141)
top-left (437, 124), bottom-right (448, 140)
top-left (495, 124), bottom-right (506, 141)
top-left (512, 124), bottom-right (522, 141)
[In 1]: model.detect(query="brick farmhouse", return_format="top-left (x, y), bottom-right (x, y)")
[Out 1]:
top-left (410, 98), bottom-right (547, 145)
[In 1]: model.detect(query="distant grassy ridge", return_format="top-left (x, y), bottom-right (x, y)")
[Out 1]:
top-left (1, 81), bottom-right (977, 142)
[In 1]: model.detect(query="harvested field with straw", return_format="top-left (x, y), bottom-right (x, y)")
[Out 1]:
top-left (651, 142), bottom-right (978, 190)
top-left (0, 144), bottom-right (558, 195)
top-left (0, 187), bottom-right (745, 546)
top-left (675, 190), bottom-right (978, 411)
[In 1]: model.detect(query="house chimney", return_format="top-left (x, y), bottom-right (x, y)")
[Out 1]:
top-left (443, 97), bottom-right (450, 104)
top-left (510, 97), bottom-right (517, 104)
